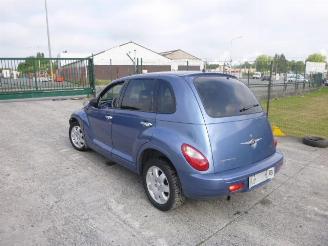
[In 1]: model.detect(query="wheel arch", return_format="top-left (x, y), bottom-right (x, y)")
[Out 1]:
top-left (69, 111), bottom-right (90, 127)
top-left (137, 145), bottom-right (178, 175)
top-left (69, 116), bottom-right (79, 125)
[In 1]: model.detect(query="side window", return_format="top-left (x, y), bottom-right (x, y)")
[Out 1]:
top-left (121, 79), bottom-right (157, 112)
top-left (157, 81), bottom-right (176, 114)
top-left (98, 83), bottom-right (124, 108)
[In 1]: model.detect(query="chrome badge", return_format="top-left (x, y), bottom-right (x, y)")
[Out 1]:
top-left (240, 137), bottom-right (262, 149)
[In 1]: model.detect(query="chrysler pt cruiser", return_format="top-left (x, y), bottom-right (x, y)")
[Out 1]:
top-left (69, 72), bottom-right (283, 211)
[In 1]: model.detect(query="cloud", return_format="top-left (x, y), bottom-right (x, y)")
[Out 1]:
top-left (0, 0), bottom-right (327, 61)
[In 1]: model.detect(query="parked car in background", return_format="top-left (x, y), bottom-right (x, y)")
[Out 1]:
top-left (38, 77), bottom-right (51, 82)
top-left (324, 79), bottom-right (328, 86)
top-left (69, 72), bottom-right (283, 211)
top-left (252, 72), bottom-right (261, 79)
top-left (54, 76), bottom-right (64, 82)
top-left (2, 69), bottom-right (11, 79)
top-left (261, 75), bottom-right (271, 81)
top-left (295, 75), bottom-right (308, 83)
top-left (287, 74), bottom-right (308, 82)
top-left (287, 74), bottom-right (296, 82)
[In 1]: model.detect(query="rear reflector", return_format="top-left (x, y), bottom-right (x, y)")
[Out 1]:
top-left (273, 138), bottom-right (278, 147)
top-left (229, 183), bottom-right (245, 192)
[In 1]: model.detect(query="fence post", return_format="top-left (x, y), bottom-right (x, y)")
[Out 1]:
top-left (109, 58), bottom-right (112, 81)
top-left (247, 69), bottom-right (250, 86)
top-left (33, 60), bottom-right (38, 90)
top-left (283, 73), bottom-right (287, 92)
top-left (88, 57), bottom-right (96, 96)
top-left (303, 67), bottom-right (306, 90)
top-left (140, 58), bottom-right (143, 73)
top-left (186, 60), bottom-right (189, 71)
top-left (295, 70), bottom-right (298, 91)
top-left (266, 61), bottom-right (274, 117)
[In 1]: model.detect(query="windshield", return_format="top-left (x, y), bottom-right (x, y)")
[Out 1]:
top-left (193, 76), bottom-right (262, 118)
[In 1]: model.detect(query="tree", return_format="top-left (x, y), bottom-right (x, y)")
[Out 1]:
top-left (17, 52), bottom-right (55, 75)
top-left (255, 55), bottom-right (272, 72)
top-left (306, 53), bottom-right (326, 63)
top-left (295, 61), bottom-right (305, 73)
top-left (234, 61), bottom-right (255, 69)
top-left (288, 60), bottom-right (305, 73)
top-left (273, 54), bottom-right (288, 74)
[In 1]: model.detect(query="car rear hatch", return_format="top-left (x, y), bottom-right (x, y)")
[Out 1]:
top-left (192, 75), bottom-right (276, 173)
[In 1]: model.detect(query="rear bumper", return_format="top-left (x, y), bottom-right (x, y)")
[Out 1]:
top-left (179, 151), bottom-right (283, 199)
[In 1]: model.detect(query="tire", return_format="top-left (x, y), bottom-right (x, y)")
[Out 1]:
top-left (69, 121), bottom-right (88, 151)
top-left (143, 158), bottom-right (185, 211)
top-left (302, 136), bottom-right (328, 148)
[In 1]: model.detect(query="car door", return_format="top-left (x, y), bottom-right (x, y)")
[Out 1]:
top-left (111, 78), bottom-right (158, 169)
top-left (86, 82), bottom-right (125, 154)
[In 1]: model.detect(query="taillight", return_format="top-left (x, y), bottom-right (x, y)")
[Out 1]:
top-left (273, 138), bottom-right (277, 147)
top-left (181, 144), bottom-right (209, 171)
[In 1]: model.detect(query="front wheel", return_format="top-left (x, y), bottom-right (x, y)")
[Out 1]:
top-left (143, 158), bottom-right (185, 211)
top-left (69, 122), bottom-right (88, 151)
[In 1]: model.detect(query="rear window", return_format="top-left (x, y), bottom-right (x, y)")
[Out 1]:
top-left (157, 81), bottom-right (176, 114)
top-left (194, 77), bottom-right (262, 118)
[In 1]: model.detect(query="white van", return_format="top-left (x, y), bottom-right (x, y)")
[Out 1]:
top-left (252, 72), bottom-right (261, 79)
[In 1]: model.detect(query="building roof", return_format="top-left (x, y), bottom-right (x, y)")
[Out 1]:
top-left (94, 41), bottom-right (161, 57)
top-left (160, 49), bottom-right (201, 60)
top-left (57, 41), bottom-right (204, 66)
top-left (92, 41), bottom-right (171, 66)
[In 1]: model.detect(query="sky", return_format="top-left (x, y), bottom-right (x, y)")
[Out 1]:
top-left (0, 0), bottom-right (327, 62)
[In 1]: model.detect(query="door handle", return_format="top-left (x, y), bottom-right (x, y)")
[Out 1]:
top-left (105, 115), bottom-right (113, 120)
top-left (140, 121), bottom-right (152, 127)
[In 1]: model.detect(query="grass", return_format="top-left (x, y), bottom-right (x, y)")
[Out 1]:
top-left (262, 87), bottom-right (328, 138)
top-left (96, 79), bottom-right (111, 86)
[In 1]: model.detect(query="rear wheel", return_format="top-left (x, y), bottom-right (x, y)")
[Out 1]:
top-left (143, 158), bottom-right (185, 211)
top-left (69, 122), bottom-right (88, 151)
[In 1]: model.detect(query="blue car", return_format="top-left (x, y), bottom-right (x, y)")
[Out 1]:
top-left (69, 72), bottom-right (283, 211)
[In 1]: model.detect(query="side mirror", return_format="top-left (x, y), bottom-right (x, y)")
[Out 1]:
top-left (88, 98), bottom-right (98, 108)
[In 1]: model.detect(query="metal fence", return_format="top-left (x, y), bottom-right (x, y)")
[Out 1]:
top-left (214, 58), bottom-right (327, 138)
top-left (0, 58), bottom-right (95, 100)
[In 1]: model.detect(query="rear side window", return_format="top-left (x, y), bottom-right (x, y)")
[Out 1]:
top-left (157, 81), bottom-right (175, 114)
top-left (194, 77), bottom-right (262, 118)
top-left (121, 79), bottom-right (157, 112)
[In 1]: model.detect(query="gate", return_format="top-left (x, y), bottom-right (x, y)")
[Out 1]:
top-left (0, 58), bottom-right (95, 100)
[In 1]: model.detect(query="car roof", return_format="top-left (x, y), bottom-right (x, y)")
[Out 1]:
top-left (113, 71), bottom-right (237, 82)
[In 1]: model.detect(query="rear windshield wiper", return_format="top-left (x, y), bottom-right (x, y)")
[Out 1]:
top-left (239, 104), bottom-right (259, 112)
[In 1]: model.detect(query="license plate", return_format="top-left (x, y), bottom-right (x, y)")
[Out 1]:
top-left (249, 167), bottom-right (275, 189)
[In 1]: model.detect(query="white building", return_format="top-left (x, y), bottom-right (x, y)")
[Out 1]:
top-left (160, 49), bottom-right (204, 71)
top-left (305, 61), bottom-right (327, 74)
top-left (58, 41), bottom-right (204, 80)
top-left (92, 41), bottom-right (172, 80)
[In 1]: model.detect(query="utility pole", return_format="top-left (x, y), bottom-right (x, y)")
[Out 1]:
top-left (229, 36), bottom-right (243, 67)
top-left (45, 0), bottom-right (53, 79)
